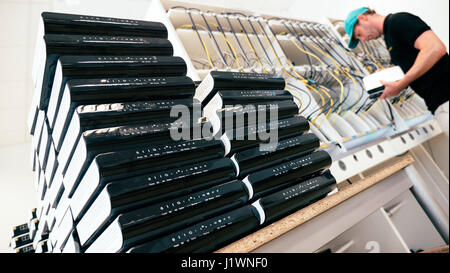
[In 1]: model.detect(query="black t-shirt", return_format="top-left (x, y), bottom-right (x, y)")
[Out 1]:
top-left (383, 12), bottom-right (449, 113)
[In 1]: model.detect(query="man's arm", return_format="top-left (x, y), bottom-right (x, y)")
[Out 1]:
top-left (380, 30), bottom-right (447, 99)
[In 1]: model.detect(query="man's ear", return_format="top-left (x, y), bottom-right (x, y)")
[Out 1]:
top-left (357, 14), bottom-right (367, 22)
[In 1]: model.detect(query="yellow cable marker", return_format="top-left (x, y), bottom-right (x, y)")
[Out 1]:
top-left (255, 24), bottom-right (331, 126)
top-left (242, 33), bottom-right (268, 73)
top-left (360, 100), bottom-right (380, 119)
top-left (201, 21), bottom-right (244, 72)
top-left (290, 38), bottom-right (345, 124)
top-left (285, 87), bottom-right (303, 112)
top-left (362, 42), bottom-right (384, 69)
top-left (177, 24), bottom-right (215, 69)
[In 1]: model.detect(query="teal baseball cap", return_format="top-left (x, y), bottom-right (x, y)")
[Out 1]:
top-left (345, 7), bottom-right (369, 49)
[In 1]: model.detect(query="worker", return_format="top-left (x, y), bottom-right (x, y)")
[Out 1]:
top-left (345, 7), bottom-right (449, 137)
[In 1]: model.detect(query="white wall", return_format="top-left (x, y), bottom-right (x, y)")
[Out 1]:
top-left (288, 0), bottom-right (449, 49)
top-left (51, 0), bottom-right (152, 19)
top-left (0, 0), bottom-right (153, 252)
top-left (0, 143), bottom-right (37, 252)
top-left (0, 0), bottom-right (52, 148)
top-left (152, 0), bottom-right (449, 49)
top-left (0, 0), bottom-right (448, 148)
top-left (0, 0), bottom-right (448, 252)
top-left (0, 0), bottom-right (153, 150)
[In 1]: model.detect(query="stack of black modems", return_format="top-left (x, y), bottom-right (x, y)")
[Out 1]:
top-left (25, 11), bottom-right (206, 253)
top-left (121, 71), bottom-right (338, 253)
top-left (9, 209), bottom-right (39, 253)
top-left (18, 12), bottom-right (337, 253)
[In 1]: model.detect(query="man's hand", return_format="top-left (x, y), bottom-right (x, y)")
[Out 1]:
top-left (379, 80), bottom-right (407, 99)
top-left (379, 30), bottom-right (447, 100)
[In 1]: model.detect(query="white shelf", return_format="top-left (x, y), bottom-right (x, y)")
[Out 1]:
top-left (251, 168), bottom-right (413, 252)
top-left (315, 208), bottom-right (411, 253)
top-left (149, 0), bottom-right (449, 253)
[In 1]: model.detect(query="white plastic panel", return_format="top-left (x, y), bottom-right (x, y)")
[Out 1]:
top-left (251, 169), bottom-right (413, 253)
top-left (382, 190), bottom-right (446, 252)
top-left (315, 208), bottom-right (410, 253)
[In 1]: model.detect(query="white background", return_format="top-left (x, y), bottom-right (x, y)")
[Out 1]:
top-left (0, 0), bottom-right (448, 252)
